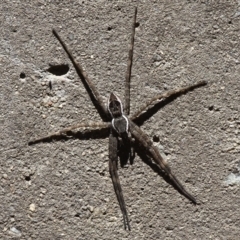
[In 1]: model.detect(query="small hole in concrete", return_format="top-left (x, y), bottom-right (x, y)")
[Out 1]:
top-left (47, 64), bottom-right (69, 76)
top-left (208, 106), bottom-right (214, 111)
top-left (25, 176), bottom-right (31, 181)
top-left (135, 22), bottom-right (140, 28)
top-left (153, 135), bottom-right (160, 142)
top-left (20, 72), bottom-right (26, 79)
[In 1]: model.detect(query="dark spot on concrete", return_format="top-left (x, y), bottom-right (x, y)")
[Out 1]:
top-left (49, 81), bottom-right (52, 90)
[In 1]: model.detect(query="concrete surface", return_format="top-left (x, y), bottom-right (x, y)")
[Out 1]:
top-left (1, 0), bottom-right (240, 239)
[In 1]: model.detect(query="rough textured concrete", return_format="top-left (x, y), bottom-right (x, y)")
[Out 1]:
top-left (1, 1), bottom-right (239, 239)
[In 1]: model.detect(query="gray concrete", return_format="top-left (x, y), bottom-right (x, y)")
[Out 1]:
top-left (1, 1), bottom-right (239, 239)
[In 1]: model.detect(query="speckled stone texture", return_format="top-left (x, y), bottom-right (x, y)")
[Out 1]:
top-left (0, 1), bottom-right (239, 239)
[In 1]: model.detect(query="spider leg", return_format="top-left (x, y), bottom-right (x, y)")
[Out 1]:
top-left (28, 122), bottom-right (110, 145)
top-left (129, 120), bottom-right (197, 204)
top-left (124, 7), bottom-right (137, 115)
top-left (109, 131), bottom-right (131, 230)
top-left (52, 29), bottom-right (109, 120)
top-left (130, 81), bottom-right (207, 121)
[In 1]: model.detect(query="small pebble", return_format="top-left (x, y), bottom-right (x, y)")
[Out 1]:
top-left (29, 203), bottom-right (36, 212)
top-left (9, 227), bottom-right (21, 237)
top-left (3, 174), bottom-right (8, 179)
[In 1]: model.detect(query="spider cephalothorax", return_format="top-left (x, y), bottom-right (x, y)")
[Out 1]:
top-left (108, 93), bottom-right (129, 135)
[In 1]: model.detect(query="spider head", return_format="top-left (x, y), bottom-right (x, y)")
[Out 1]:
top-left (107, 93), bottom-right (124, 119)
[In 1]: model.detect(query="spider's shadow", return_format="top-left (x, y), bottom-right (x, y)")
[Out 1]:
top-left (133, 87), bottom-right (199, 127)
top-left (133, 142), bottom-right (196, 204)
top-left (28, 127), bottom-right (110, 145)
top-left (115, 138), bottom-right (195, 204)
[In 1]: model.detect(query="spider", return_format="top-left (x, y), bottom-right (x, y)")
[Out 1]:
top-left (29, 7), bottom-right (207, 230)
